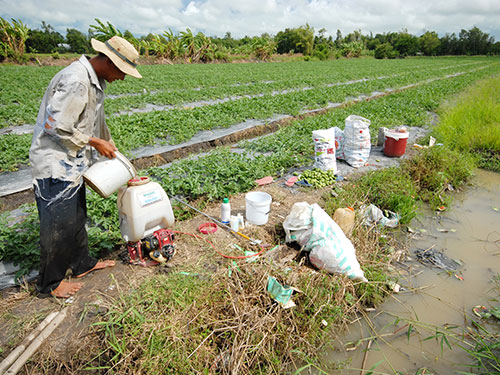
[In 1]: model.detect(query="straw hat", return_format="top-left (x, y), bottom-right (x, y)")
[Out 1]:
top-left (91, 36), bottom-right (142, 78)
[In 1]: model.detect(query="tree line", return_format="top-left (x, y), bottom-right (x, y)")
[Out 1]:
top-left (1, 17), bottom-right (499, 64)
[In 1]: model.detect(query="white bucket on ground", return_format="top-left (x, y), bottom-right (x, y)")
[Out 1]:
top-left (83, 151), bottom-right (136, 198)
top-left (245, 191), bottom-right (272, 225)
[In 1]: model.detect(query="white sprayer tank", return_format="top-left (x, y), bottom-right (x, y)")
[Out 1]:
top-left (117, 177), bottom-right (175, 242)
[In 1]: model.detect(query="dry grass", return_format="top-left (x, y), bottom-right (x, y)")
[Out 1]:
top-left (24, 213), bottom-right (403, 374)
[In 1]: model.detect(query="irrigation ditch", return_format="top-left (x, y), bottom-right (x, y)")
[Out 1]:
top-left (328, 169), bottom-right (500, 373)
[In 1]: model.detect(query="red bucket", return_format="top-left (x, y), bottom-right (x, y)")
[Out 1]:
top-left (384, 130), bottom-right (409, 157)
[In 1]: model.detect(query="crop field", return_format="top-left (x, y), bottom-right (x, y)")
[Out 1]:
top-left (2, 56), bottom-right (500, 275)
top-left (1, 56), bottom-right (499, 174)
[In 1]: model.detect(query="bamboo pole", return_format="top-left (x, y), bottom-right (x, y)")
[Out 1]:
top-left (0, 311), bottom-right (59, 374)
top-left (2, 307), bottom-right (68, 375)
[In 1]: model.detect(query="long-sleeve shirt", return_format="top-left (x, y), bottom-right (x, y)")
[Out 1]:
top-left (29, 55), bottom-right (111, 184)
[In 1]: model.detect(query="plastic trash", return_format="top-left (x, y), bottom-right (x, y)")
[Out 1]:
top-left (377, 127), bottom-right (388, 147)
top-left (267, 276), bottom-right (295, 308)
top-left (333, 207), bottom-right (355, 235)
top-left (283, 202), bottom-right (367, 281)
top-left (237, 213), bottom-right (245, 229)
top-left (413, 136), bottom-right (437, 150)
top-left (333, 126), bottom-right (345, 160)
top-left (361, 204), bottom-right (400, 228)
top-left (414, 248), bottom-right (460, 271)
top-left (285, 176), bottom-right (298, 186)
top-left (255, 176), bottom-right (273, 186)
top-left (230, 215), bottom-right (239, 231)
top-left (295, 180), bottom-right (313, 187)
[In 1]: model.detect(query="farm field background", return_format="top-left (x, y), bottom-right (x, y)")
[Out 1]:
top-left (1, 55), bottom-right (500, 276)
top-left (1, 56), bottom-right (500, 174)
top-left (1, 55), bottom-right (500, 374)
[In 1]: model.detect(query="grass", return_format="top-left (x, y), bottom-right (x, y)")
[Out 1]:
top-left (458, 274), bottom-right (500, 374)
top-left (86, 262), bottom-right (361, 374)
top-left (403, 145), bottom-right (476, 209)
top-left (52, 144), bottom-right (474, 374)
top-left (324, 167), bottom-right (419, 225)
top-left (433, 75), bottom-right (500, 171)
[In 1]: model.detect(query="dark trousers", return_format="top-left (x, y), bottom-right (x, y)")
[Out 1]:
top-left (35, 178), bottom-right (97, 294)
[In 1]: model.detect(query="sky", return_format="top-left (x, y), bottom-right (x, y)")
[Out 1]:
top-left (2, 0), bottom-right (500, 41)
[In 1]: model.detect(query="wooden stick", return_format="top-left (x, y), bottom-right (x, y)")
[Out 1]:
top-left (360, 339), bottom-right (372, 375)
top-left (4, 307), bottom-right (68, 375)
top-left (0, 311), bottom-right (59, 375)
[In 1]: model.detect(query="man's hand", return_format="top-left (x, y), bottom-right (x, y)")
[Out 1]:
top-left (89, 137), bottom-right (118, 159)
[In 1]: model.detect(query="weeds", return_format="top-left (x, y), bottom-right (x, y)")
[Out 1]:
top-left (86, 262), bottom-right (358, 374)
top-left (403, 146), bottom-right (475, 209)
top-left (324, 167), bottom-right (418, 225)
top-left (324, 145), bottom-right (475, 225)
top-left (433, 75), bottom-right (500, 172)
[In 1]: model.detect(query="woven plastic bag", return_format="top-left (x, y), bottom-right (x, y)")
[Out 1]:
top-left (333, 126), bottom-right (345, 160)
top-left (312, 128), bottom-right (336, 172)
top-left (343, 115), bottom-right (371, 168)
top-left (283, 202), bottom-right (367, 281)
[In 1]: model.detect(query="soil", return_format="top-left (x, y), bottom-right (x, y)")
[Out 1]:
top-left (0, 178), bottom-right (329, 366)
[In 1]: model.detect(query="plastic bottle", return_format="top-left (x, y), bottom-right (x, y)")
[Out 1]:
top-left (237, 213), bottom-right (245, 229)
top-left (221, 198), bottom-right (231, 224)
top-left (333, 207), bottom-right (355, 235)
top-left (230, 215), bottom-right (239, 231)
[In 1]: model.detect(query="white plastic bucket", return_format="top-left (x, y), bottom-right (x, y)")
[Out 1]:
top-left (83, 151), bottom-right (136, 198)
top-left (245, 191), bottom-right (272, 225)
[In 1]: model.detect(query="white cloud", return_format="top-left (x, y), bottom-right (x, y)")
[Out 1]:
top-left (1, 0), bottom-right (499, 40)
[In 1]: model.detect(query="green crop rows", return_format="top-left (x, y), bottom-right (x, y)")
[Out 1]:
top-left (1, 57), bottom-right (499, 172)
top-left (2, 56), bottom-right (500, 275)
top-left (150, 62), bottom-right (500, 201)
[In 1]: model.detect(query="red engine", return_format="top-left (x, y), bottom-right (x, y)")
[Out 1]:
top-left (126, 229), bottom-right (175, 266)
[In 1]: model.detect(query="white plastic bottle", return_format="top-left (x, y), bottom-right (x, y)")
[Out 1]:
top-left (221, 198), bottom-right (231, 224)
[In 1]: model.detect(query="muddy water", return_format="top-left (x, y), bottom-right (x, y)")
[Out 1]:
top-left (328, 169), bottom-right (500, 374)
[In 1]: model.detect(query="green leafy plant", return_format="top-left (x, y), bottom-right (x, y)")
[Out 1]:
top-left (0, 17), bottom-right (30, 62)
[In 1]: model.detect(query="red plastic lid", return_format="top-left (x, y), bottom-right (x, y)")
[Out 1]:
top-left (198, 222), bottom-right (218, 234)
top-left (127, 176), bottom-right (150, 186)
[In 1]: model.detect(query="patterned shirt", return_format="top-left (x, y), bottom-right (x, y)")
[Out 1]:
top-left (29, 55), bottom-right (111, 184)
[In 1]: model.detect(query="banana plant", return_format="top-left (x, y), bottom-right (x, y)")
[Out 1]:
top-left (162, 28), bottom-right (182, 60)
top-left (180, 28), bottom-right (196, 62)
top-left (252, 37), bottom-right (276, 61)
top-left (0, 17), bottom-right (29, 63)
top-left (89, 18), bottom-right (123, 42)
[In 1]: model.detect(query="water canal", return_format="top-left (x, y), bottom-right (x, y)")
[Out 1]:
top-left (328, 169), bottom-right (500, 374)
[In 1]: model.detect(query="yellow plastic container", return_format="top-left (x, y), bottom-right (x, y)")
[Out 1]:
top-left (333, 207), bottom-right (355, 235)
top-left (117, 177), bottom-right (175, 242)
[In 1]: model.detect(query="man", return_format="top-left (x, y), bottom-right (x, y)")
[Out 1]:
top-left (29, 36), bottom-right (142, 298)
